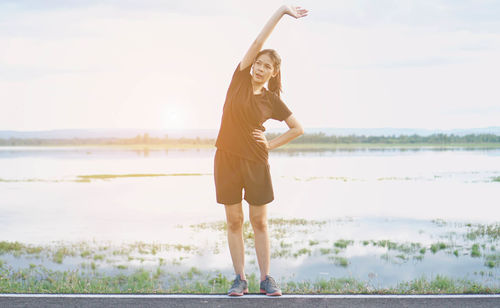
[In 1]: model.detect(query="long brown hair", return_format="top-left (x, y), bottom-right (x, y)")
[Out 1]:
top-left (255, 49), bottom-right (282, 97)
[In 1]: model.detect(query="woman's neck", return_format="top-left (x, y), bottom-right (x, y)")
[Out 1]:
top-left (251, 80), bottom-right (265, 95)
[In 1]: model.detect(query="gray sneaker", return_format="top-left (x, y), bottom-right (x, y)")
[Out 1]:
top-left (260, 275), bottom-right (282, 296)
top-left (228, 274), bottom-right (248, 296)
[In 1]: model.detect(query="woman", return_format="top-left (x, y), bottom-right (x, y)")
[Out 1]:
top-left (214, 5), bottom-right (308, 296)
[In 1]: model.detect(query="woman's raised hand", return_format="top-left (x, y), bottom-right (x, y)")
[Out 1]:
top-left (283, 5), bottom-right (308, 19)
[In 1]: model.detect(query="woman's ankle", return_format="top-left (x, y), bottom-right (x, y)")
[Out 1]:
top-left (236, 272), bottom-right (247, 281)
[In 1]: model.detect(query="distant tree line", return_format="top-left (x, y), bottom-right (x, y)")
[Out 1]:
top-left (0, 133), bottom-right (214, 146)
top-left (1, 133), bottom-right (500, 146)
top-left (268, 133), bottom-right (500, 144)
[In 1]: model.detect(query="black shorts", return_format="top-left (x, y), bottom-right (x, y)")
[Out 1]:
top-left (214, 149), bottom-right (274, 206)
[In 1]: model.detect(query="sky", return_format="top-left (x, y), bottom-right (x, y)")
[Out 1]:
top-left (1, 0), bottom-right (500, 131)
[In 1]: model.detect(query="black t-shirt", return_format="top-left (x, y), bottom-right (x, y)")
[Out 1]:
top-left (215, 62), bottom-right (293, 163)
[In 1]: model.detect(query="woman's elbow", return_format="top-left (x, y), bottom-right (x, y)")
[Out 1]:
top-left (294, 126), bottom-right (304, 136)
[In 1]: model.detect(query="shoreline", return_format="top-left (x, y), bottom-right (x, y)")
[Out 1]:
top-left (0, 265), bottom-right (497, 294)
top-left (1, 218), bottom-right (498, 293)
top-left (1, 143), bottom-right (500, 151)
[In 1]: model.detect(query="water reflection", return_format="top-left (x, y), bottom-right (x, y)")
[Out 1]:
top-left (0, 147), bottom-right (499, 288)
top-left (2, 217), bottom-right (498, 288)
top-left (1, 146), bottom-right (500, 159)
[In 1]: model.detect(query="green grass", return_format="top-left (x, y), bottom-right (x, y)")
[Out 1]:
top-left (2, 173), bottom-right (209, 183)
top-left (76, 173), bottom-right (206, 182)
top-left (0, 241), bottom-right (25, 255)
top-left (334, 239), bottom-right (354, 249)
top-left (431, 218), bottom-right (448, 226)
top-left (328, 256), bottom-right (350, 267)
top-left (471, 244), bottom-right (481, 258)
top-left (268, 218), bottom-right (327, 226)
top-left (465, 223), bottom-right (500, 241)
top-left (395, 275), bottom-right (495, 294)
top-left (93, 254), bottom-right (105, 261)
top-left (0, 241), bottom-right (43, 256)
top-left (430, 242), bottom-right (447, 254)
top-left (80, 250), bottom-right (91, 258)
top-left (293, 248), bottom-right (312, 258)
top-left (483, 254), bottom-right (499, 268)
top-left (492, 176), bottom-right (500, 182)
top-left (309, 240), bottom-right (320, 246)
top-left (188, 217), bottom-right (326, 233)
top-left (413, 255), bottom-right (424, 261)
top-left (319, 248), bottom-right (333, 255)
top-left (1, 217), bottom-right (499, 293)
top-left (1, 264), bottom-right (496, 294)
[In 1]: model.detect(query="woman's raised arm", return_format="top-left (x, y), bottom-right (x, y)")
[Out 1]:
top-left (239, 5), bottom-right (308, 71)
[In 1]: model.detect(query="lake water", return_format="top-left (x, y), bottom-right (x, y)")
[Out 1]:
top-left (0, 146), bottom-right (499, 288)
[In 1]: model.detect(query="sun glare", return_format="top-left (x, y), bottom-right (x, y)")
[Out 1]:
top-left (162, 102), bottom-right (187, 130)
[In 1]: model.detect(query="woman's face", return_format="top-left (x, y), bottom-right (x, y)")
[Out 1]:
top-left (251, 54), bottom-right (276, 84)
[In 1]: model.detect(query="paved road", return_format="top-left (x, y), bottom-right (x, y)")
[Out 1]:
top-left (1, 294), bottom-right (499, 307)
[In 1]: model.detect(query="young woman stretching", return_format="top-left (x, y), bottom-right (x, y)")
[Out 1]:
top-left (214, 5), bottom-right (308, 296)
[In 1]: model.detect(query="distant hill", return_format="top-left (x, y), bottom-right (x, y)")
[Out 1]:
top-left (1, 127), bottom-right (500, 139)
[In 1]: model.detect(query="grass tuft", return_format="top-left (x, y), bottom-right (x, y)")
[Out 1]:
top-left (430, 242), bottom-right (447, 254)
top-left (471, 244), bottom-right (481, 258)
top-left (334, 239), bottom-right (354, 249)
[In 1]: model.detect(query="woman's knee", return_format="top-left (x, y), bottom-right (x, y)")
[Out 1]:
top-left (225, 203), bottom-right (244, 232)
top-left (250, 213), bottom-right (268, 232)
top-left (227, 216), bottom-right (244, 232)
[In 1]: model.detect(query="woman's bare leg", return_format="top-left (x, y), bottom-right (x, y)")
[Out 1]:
top-left (249, 204), bottom-right (270, 281)
top-left (224, 202), bottom-right (246, 280)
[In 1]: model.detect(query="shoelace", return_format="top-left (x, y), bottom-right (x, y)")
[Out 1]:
top-left (230, 277), bottom-right (242, 290)
top-left (265, 276), bottom-right (278, 289)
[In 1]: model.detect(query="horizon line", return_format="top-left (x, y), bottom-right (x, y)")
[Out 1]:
top-left (2, 126), bottom-right (500, 132)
